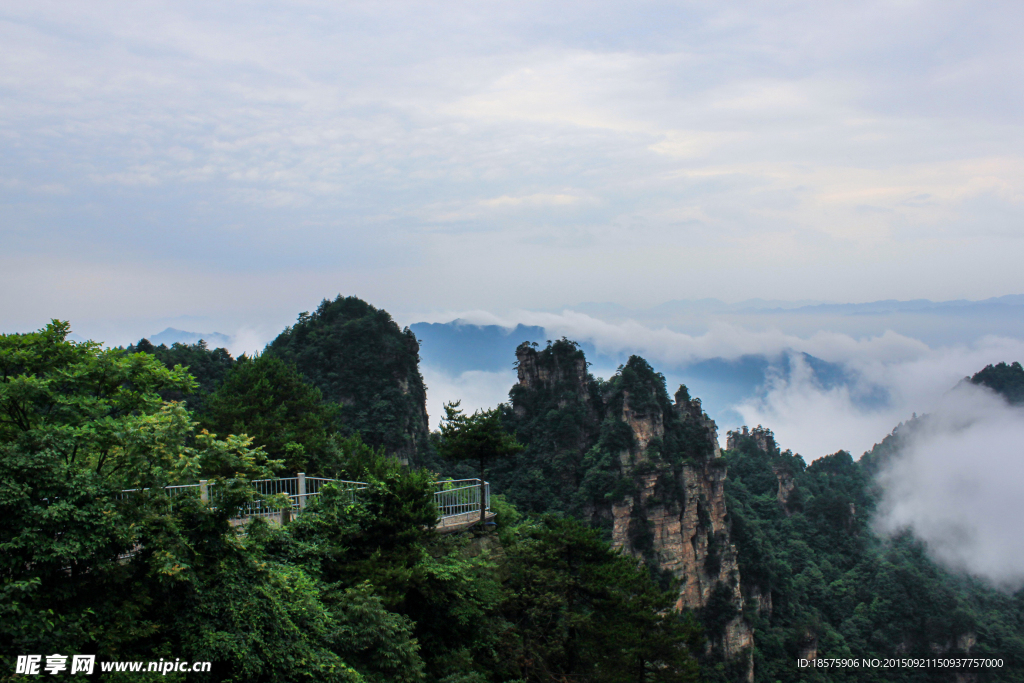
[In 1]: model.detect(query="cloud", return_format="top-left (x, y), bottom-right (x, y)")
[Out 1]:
top-left (425, 192), bottom-right (595, 223)
top-left (478, 193), bottom-right (587, 208)
top-left (734, 339), bottom-right (1024, 457)
top-left (227, 327), bottom-right (272, 358)
top-left (413, 309), bottom-right (1024, 458)
top-left (873, 383), bottom-right (1024, 587)
top-left (735, 353), bottom-right (901, 459)
top-left (420, 367), bottom-right (517, 430)
top-left (433, 308), bottom-right (932, 366)
top-left (4, 0), bottom-right (1024, 320)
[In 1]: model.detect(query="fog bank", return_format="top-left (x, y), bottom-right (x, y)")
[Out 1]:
top-left (873, 383), bottom-right (1024, 587)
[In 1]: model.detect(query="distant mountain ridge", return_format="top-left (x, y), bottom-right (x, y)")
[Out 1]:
top-left (410, 321), bottom-right (546, 375)
top-left (572, 294), bottom-right (1024, 317)
top-left (149, 327), bottom-right (232, 348)
top-left (410, 319), bottom-right (882, 430)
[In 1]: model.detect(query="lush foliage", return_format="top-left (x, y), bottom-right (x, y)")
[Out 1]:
top-left (2, 321), bottom-right (706, 682)
top-left (0, 321), bottom-right (357, 682)
top-left (438, 401), bottom-right (524, 488)
top-left (200, 354), bottom-right (340, 475)
top-left (266, 296), bottom-right (431, 463)
top-left (499, 515), bottom-right (701, 682)
top-left (971, 361), bottom-right (1024, 404)
top-left (482, 339), bottom-right (604, 514)
top-left (723, 428), bottom-right (1024, 682)
top-left (127, 338), bottom-right (235, 414)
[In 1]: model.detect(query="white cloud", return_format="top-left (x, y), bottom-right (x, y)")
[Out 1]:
top-left (420, 366), bottom-right (516, 430)
top-left (735, 353), bottom-right (902, 458)
top-left (413, 309), bottom-right (1024, 458)
top-left (227, 327), bottom-right (271, 358)
top-left (478, 193), bottom-right (587, 208)
top-left (873, 382), bottom-right (1024, 587)
top-left (727, 337), bottom-right (1024, 456)
top-left (3, 0), bottom-right (1024, 318)
top-left (432, 308), bottom-right (933, 367)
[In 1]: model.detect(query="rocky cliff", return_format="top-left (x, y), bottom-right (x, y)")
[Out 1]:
top-left (488, 340), bottom-right (604, 514)
top-left (500, 343), bottom-right (754, 680)
top-left (603, 368), bottom-right (753, 682)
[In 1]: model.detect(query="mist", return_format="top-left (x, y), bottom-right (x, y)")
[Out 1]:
top-left (135, 305), bottom-right (1024, 468)
top-left (421, 309), bottom-right (1024, 458)
top-left (420, 367), bottom-right (518, 430)
top-left (873, 383), bottom-right (1024, 587)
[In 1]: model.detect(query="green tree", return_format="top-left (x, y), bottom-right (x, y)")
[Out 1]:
top-left (971, 361), bottom-right (1024, 404)
top-left (723, 425), bottom-right (1024, 683)
top-left (286, 437), bottom-right (439, 605)
top-left (128, 338), bottom-right (235, 414)
top-left (438, 402), bottom-right (524, 525)
top-left (499, 515), bottom-right (701, 682)
top-left (201, 354), bottom-right (339, 474)
top-left (329, 582), bottom-right (425, 683)
top-left (278, 437), bottom-right (503, 683)
top-left (0, 321), bottom-right (359, 682)
top-left (267, 296), bottom-right (431, 464)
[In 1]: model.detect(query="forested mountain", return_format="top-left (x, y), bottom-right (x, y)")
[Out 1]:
top-left (130, 296), bottom-right (434, 468)
top-left (724, 430), bottom-right (1024, 682)
top-left (266, 296), bottom-right (431, 464)
top-left (1, 319), bottom-right (702, 682)
top-left (970, 361), bottom-right (1024, 404)
top-left (481, 340), bottom-right (752, 680)
top-left (5, 306), bottom-right (1024, 682)
top-left (432, 341), bottom-right (1024, 682)
top-left (425, 340), bottom-right (756, 677)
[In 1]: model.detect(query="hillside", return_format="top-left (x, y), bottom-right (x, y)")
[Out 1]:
top-left (5, 316), bottom-right (1024, 682)
top-left (436, 339), bottom-right (1024, 682)
top-left (266, 296), bottom-right (432, 464)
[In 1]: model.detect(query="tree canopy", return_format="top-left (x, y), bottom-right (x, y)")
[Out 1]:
top-left (438, 402), bottom-right (524, 524)
top-left (971, 361), bottom-right (1024, 404)
top-left (266, 296), bottom-right (431, 463)
top-left (200, 354), bottom-right (340, 475)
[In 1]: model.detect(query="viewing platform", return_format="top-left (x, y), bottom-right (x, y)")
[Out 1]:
top-left (121, 474), bottom-right (493, 531)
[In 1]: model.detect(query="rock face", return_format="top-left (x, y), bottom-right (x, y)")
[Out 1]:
top-left (726, 424), bottom-right (775, 453)
top-left (504, 346), bottom-right (754, 680)
top-left (515, 342), bottom-right (597, 426)
top-left (607, 387), bottom-right (754, 682)
top-left (492, 340), bottom-right (604, 514)
top-left (773, 463), bottom-right (796, 512)
top-left (797, 631), bottom-right (819, 661)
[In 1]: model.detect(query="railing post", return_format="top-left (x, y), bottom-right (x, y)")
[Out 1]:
top-left (478, 478), bottom-right (485, 525)
top-left (297, 472), bottom-right (306, 511)
top-left (200, 480), bottom-right (208, 504)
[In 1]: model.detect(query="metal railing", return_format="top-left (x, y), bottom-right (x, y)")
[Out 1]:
top-left (115, 483), bottom-right (203, 505)
top-left (118, 474), bottom-right (489, 525)
top-left (434, 479), bottom-right (490, 519)
top-left (242, 475), bottom-right (367, 520)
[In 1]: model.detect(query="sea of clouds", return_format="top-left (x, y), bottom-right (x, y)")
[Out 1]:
top-left (418, 308), bottom-right (1024, 457)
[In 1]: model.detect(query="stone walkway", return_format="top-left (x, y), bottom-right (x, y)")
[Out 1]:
top-left (436, 510), bottom-right (497, 534)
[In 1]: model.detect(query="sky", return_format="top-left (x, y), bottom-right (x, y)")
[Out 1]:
top-left (3, 0), bottom-right (1024, 344)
